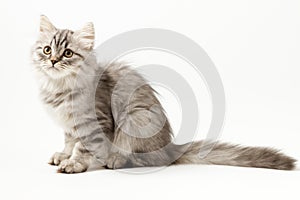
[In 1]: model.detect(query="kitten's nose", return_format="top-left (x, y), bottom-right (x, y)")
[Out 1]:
top-left (51, 59), bottom-right (58, 66)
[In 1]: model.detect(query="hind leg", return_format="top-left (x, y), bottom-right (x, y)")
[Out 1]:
top-left (106, 100), bottom-right (175, 169)
top-left (106, 124), bottom-right (174, 169)
top-left (106, 127), bottom-right (133, 169)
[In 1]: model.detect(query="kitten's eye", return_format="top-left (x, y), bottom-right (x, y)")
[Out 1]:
top-left (63, 49), bottom-right (73, 58)
top-left (43, 46), bottom-right (52, 55)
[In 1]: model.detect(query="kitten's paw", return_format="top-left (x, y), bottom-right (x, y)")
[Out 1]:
top-left (106, 153), bottom-right (128, 169)
top-left (57, 159), bottom-right (88, 173)
top-left (48, 152), bottom-right (70, 166)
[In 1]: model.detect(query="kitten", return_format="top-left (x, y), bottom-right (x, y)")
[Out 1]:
top-left (32, 15), bottom-right (296, 173)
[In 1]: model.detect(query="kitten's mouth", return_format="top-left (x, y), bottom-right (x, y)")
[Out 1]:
top-left (48, 65), bottom-right (58, 70)
top-left (44, 66), bottom-right (59, 73)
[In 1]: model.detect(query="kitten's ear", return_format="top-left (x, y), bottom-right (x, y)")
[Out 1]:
top-left (40, 15), bottom-right (57, 33)
top-left (73, 22), bottom-right (95, 50)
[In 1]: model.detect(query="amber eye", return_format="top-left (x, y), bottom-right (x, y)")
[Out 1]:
top-left (63, 49), bottom-right (73, 58)
top-left (43, 46), bottom-right (52, 55)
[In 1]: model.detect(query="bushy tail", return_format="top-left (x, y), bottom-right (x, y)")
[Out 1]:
top-left (173, 141), bottom-right (296, 170)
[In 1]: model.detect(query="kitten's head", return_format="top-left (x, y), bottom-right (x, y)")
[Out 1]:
top-left (32, 15), bottom-right (94, 79)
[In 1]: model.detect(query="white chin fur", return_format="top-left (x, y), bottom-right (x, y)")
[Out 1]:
top-left (42, 66), bottom-right (72, 79)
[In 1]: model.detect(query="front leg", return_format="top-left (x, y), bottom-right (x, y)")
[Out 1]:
top-left (58, 142), bottom-right (99, 173)
top-left (55, 86), bottom-right (113, 173)
top-left (57, 122), bottom-right (111, 173)
top-left (49, 133), bottom-right (78, 165)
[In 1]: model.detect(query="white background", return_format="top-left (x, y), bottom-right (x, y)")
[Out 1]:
top-left (0, 0), bottom-right (299, 199)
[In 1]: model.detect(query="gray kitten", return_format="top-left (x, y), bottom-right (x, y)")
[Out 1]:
top-left (32, 16), bottom-right (296, 173)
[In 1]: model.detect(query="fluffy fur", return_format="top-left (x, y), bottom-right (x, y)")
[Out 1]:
top-left (32, 16), bottom-right (296, 173)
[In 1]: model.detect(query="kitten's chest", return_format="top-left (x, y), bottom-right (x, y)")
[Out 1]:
top-left (41, 91), bottom-right (75, 132)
